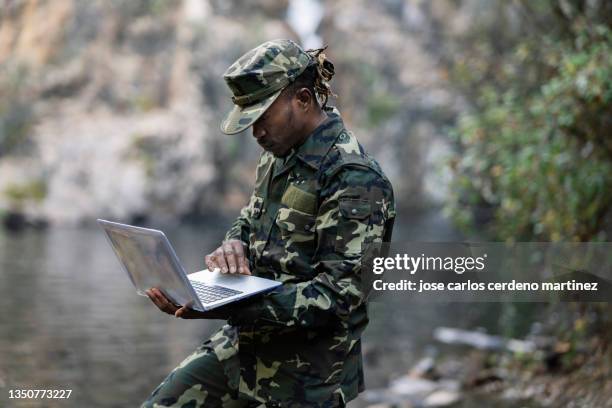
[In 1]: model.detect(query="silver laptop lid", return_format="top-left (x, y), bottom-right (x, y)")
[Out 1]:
top-left (97, 219), bottom-right (202, 310)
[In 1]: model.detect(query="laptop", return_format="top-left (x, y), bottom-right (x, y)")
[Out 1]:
top-left (97, 219), bottom-right (281, 312)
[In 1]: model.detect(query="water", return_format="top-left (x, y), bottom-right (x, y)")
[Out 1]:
top-left (0, 211), bottom-right (540, 407)
top-left (0, 222), bottom-right (228, 407)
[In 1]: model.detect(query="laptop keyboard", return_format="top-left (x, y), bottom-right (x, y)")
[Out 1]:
top-left (190, 280), bottom-right (243, 304)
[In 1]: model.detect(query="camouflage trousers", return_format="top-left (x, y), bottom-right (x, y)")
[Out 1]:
top-left (141, 341), bottom-right (261, 408)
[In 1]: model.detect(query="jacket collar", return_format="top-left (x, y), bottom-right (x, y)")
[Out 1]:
top-left (272, 107), bottom-right (344, 177)
top-left (293, 107), bottom-right (344, 170)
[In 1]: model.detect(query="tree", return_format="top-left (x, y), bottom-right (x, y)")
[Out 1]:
top-left (443, 0), bottom-right (612, 241)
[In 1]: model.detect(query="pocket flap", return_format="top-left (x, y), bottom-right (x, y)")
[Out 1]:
top-left (276, 207), bottom-right (316, 233)
top-left (339, 198), bottom-right (371, 220)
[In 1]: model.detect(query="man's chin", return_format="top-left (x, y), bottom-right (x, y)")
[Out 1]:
top-left (269, 148), bottom-right (289, 158)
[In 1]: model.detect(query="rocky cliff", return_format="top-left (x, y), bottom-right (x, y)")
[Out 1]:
top-left (0, 0), bottom-right (465, 226)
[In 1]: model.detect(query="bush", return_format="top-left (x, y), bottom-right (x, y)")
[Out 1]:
top-left (445, 4), bottom-right (612, 241)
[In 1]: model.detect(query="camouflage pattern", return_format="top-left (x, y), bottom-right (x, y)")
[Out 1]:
top-left (220, 39), bottom-right (313, 135)
top-left (215, 107), bottom-right (396, 406)
top-left (141, 338), bottom-right (255, 408)
top-left (142, 107), bottom-right (395, 407)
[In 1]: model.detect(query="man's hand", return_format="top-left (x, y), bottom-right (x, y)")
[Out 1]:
top-left (145, 288), bottom-right (232, 320)
top-left (205, 239), bottom-right (251, 275)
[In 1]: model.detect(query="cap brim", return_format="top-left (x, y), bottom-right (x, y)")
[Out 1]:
top-left (220, 89), bottom-right (283, 135)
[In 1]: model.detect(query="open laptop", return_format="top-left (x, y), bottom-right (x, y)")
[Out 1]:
top-left (97, 219), bottom-right (281, 312)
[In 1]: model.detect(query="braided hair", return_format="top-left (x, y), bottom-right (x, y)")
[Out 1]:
top-left (287, 46), bottom-right (337, 109)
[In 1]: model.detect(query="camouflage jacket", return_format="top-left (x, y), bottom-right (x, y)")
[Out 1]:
top-left (209, 107), bottom-right (396, 407)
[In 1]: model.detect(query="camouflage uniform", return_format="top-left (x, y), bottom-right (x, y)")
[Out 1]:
top-left (143, 40), bottom-right (396, 408)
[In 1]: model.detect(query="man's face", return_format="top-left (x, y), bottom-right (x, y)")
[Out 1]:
top-left (251, 91), bottom-right (305, 158)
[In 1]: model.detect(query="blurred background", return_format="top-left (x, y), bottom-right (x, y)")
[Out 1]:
top-left (0, 0), bottom-right (611, 407)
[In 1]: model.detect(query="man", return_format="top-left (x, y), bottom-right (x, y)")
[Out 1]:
top-left (143, 39), bottom-right (396, 407)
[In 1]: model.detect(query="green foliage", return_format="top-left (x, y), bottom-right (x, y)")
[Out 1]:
top-left (367, 92), bottom-right (400, 127)
top-left (130, 94), bottom-right (157, 112)
top-left (446, 5), bottom-right (612, 241)
top-left (498, 303), bottom-right (542, 339)
top-left (129, 133), bottom-right (158, 177)
top-left (111, 0), bottom-right (173, 18)
top-left (0, 65), bottom-right (33, 156)
top-left (344, 60), bottom-right (401, 129)
top-left (4, 180), bottom-right (47, 208)
top-left (0, 102), bottom-right (32, 156)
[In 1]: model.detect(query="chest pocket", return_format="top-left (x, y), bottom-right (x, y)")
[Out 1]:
top-left (276, 207), bottom-right (316, 241)
top-left (275, 184), bottom-right (317, 252)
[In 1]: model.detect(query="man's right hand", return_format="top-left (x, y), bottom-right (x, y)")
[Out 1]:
top-left (205, 239), bottom-right (251, 275)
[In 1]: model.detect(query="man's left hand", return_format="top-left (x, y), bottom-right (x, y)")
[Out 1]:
top-left (145, 287), bottom-right (232, 320)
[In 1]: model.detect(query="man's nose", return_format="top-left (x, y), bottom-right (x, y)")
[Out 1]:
top-left (252, 123), bottom-right (266, 139)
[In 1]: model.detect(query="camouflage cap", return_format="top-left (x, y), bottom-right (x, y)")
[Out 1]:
top-left (220, 39), bottom-right (313, 135)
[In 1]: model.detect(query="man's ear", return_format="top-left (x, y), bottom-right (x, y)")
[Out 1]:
top-left (295, 87), bottom-right (314, 111)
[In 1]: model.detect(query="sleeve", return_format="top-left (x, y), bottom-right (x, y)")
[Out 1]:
top-left (224, 197), bottom-right (252, 245)
top-left (228, 165), bottom-right (396, 329)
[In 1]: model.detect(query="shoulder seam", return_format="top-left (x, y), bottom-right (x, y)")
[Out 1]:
top-left (324, 160), bottom-right (386, 182)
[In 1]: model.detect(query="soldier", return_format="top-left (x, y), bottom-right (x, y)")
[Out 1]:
top-left (142, 39), bottom-right (396, 407)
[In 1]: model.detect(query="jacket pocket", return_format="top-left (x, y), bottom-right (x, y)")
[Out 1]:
top-left (275, 207), bottom-right (316, 242)
top-left (274, 207), bottom-right (317, 276)
top-left (335, 198), bottom-right (372, 256)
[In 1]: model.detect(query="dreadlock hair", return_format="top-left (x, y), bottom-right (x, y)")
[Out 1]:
top-left (286, 46), bottom-right (336, 109)
top-left (286, 64), bottom-right (319, 105)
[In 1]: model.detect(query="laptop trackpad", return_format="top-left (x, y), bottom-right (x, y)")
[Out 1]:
top-left (188, 270), bottom-right (277, 292)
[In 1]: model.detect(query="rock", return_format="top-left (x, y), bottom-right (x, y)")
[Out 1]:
top-left (361, 388), bottom-right (407, 406)
top-left (434, 327), bottom-right (537, 354)
top-left (409, 356), bottom-right (437, 379)
top-left (423, 389), bottom-right (461, 407)
top-left (390, 376), bottom-right (438, 397)
top-left (434, 327), bottom-right (505, 350)
top-left (3, 211), bottom-right (26, 231)
top-left (39, 59), bottom-right (88, 99)
top-left (364, 376), bottom-right (462, 407)
top-left (0, 1), bottom-right (297, 225)
top-left (0, 0), bottom-right (473, 224)
top-left (506, 338), bottom-right (536, 353)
